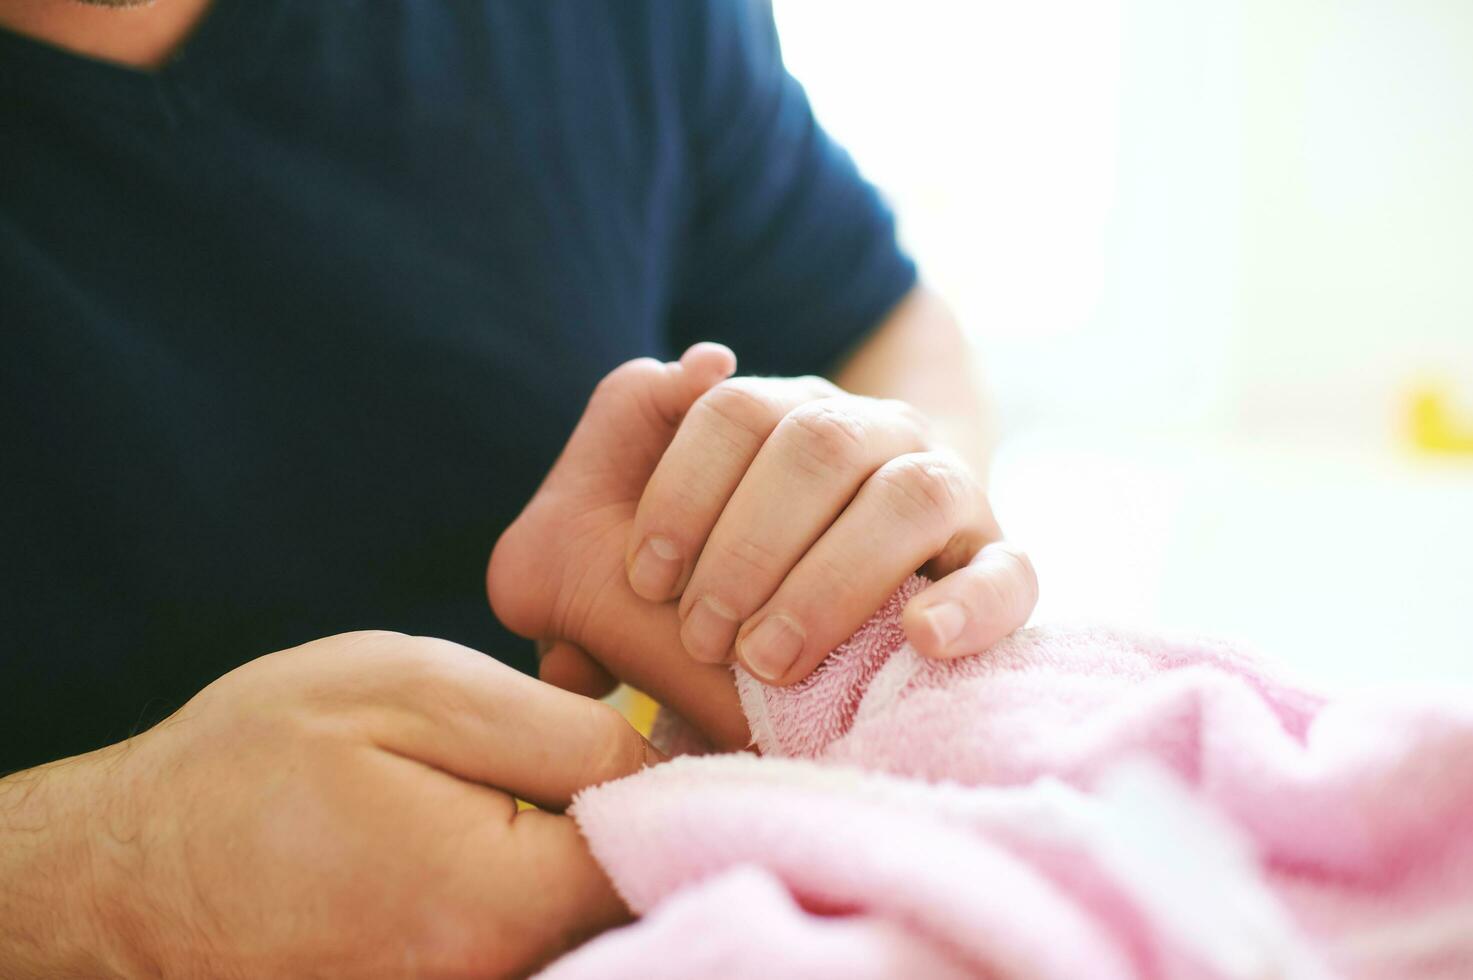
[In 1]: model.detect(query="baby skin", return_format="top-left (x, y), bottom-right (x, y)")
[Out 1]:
top-left (488, 345), bottom-right (1037, 749)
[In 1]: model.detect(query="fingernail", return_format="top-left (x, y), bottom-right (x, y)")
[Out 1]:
top-left (642, 740), bottom-right (669, 768)
top-left (921, 602), bottom-right (967, 651)
top-left (739, 614), bottom-right (805, 682)
top-left (629, 536), bottom-right (682, 599)
top-left (681, 596), bottom-right (739, 663)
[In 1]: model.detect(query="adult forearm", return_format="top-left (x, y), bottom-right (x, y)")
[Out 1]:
top-left (831, 285), bottom-right (998, 484)
top-left (0, 752), bottom-right (127, 978)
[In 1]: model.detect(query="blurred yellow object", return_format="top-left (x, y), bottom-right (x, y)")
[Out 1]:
top-left (609, 685), bottom-right (660, 737)
top-left (1409, 384), bottom-right (1473, 455)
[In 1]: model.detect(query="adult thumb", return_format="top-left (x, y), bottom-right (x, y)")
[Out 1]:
top-left (363, 636), bottom-right (662, 811)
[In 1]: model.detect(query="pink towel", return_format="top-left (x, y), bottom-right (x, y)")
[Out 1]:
top-left (541, 577), bottom-right (1473, 979)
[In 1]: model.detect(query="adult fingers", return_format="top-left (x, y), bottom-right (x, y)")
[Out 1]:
top-left (625, 374), bottom-right (838, 602)
top-left (728, 450), bottom-right (986, 684)
top-left (902, 541), bottom-right (1038, 659)
top-left (481, 806), bottom-right (632, 973)
top-left (368, 751), bottom-right (629, 978)
top-left (545, 343), bottom-right (738, 501)
top-left (337, 634), bottom-right (660, 811)
top-left (549, 598), bottom-right (752, 752)
top-left (488, 344), bottom-right (735, 641)
top-left (677, 396), bottom-right (931, 665)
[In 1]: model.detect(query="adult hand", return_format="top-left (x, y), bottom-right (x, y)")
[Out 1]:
top-left (0, 631), bottom-right (656, 979)
top-left (624, 363), bottom-right (1037, 685)
top-left (488, 345), bottom-right (1035, 747)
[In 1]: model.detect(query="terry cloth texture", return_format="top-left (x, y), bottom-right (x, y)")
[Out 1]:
top-left (543, 576), bottom-right (1473, 979)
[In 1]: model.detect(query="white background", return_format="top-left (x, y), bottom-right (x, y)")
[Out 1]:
top-left (775, 0), bottom-right (1473, 688)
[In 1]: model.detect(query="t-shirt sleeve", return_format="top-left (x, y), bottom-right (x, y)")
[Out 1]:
top-left (666, 0), bottom-right (918, 378)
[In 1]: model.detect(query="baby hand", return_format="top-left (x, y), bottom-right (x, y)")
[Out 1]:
top-left (488, 345), bottom-right (751, 748)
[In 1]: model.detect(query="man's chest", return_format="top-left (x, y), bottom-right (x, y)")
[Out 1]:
top-left (0, 47), bottom-right (692, 598)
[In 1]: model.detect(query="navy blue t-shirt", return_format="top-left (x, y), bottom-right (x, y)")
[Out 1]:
top-left (0, 0), bottom-right (916, 772)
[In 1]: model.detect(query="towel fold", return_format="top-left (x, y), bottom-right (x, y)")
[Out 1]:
top-left (542, 577), bottom-right (1473, 979)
